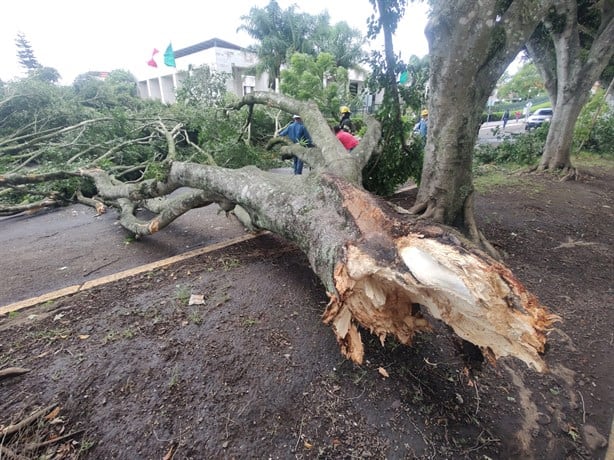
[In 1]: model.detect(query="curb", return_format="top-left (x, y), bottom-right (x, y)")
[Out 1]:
top-left (0, 232), bottom-right (263, 316)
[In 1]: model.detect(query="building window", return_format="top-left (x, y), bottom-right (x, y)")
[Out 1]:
top-left (243, 75), bottom-right (256, 95)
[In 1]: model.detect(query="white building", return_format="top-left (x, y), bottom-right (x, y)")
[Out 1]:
top-left (137, 37), bottom-right (373, 112)
top-left (137, 38), bottom-right (269, 104)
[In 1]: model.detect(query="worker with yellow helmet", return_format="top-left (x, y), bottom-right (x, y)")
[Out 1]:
top-left (418, 109), bottom-right (428, 139)
top-left (339, 106), bottom-right (354, 133)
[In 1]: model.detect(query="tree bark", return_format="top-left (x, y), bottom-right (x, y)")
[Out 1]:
top-left (172, 162), bottom-right (557, 371)
top-left (412, 1), bottom-right (551, 237)
top-left (530, 0), bottom-right (614, 172)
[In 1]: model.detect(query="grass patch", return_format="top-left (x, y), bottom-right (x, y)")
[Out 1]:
top-left (174, 284), bottom-right (191, 304)
top-left (572, 152), bottom-right (614, 169)
top-left (473, 164), bottom-right (528, 193)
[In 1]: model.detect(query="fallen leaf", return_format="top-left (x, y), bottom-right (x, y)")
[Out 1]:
top-left (378, 367), bottom-right (389, 378)
top-left (45, 406), bottom-right (61, 421)
top-left (78, 334), bottom-right (90, 340)
top-left (304, 441), bottom-right (313, 449)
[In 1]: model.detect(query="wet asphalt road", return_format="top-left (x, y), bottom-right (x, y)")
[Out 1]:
top-left (0, 202), bottom-right (247, 307)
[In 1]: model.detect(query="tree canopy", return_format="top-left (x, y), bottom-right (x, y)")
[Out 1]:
top-left (497, 62), bottom-right (545, 101)
top-left (525, 0), bottom-right (614, 174)
top-left (238, 0), bottom-right (365, 89)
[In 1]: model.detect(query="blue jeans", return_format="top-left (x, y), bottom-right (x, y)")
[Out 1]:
top-left (293, 157), bottom-right (304, 175)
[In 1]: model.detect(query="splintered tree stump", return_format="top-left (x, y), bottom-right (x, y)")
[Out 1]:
top-left (320, 177), bottom-right (557, 372)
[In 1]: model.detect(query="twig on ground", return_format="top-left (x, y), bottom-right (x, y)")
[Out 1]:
top-left (0, 368), bottom-right (30, 381)
top-left (0, 403), bottom-right (58, 437)
top-left (294, 415), bottom-right (305, 452)
top-left (24, 429), bottom-right (85, 451)
top-left (82, 258), bottom-right (119, 277)
top-left (578, 391), bottom-right (586, 424)
top-left (0, 445), bottom-right (29, 460)
top-left (474, 380), bottom-right (480, 415)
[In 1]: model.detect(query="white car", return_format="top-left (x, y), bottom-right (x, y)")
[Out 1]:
top-left (525, 108), bottom-right (553, 130)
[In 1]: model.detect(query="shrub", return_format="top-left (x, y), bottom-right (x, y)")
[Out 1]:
top-left (474, 124), bottom-right (548, 166)
top-left (574, 89), bottom-right (613, 156)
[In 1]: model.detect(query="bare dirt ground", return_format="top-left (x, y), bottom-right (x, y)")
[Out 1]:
top-left (0, 164), bottom-right (612, 459)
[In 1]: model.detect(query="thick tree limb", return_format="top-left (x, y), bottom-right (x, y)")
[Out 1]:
top-left (0, 171), bottom-right (80, 187)
top-left (163, 162), bottom-right (557, 371)
top-left (0, 194), bottom-right (63, 216)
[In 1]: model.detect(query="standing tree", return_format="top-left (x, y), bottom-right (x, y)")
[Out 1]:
top-left (525, 0), bottom-right (614, 176)
top-left (15, 32), bottom-right (41, 74)
top-left (312, 21), bottom-right (366, 69)
top-left (496, 62), bottom-right (545, 101)
top-left (410, 0), bottom-right (553, 250)
top-left (238, 1), bottom-right (321, 89)
top-left (362, 0), bottom-right (423, 196)
top-left (280, 52), bottom-right (352, 117)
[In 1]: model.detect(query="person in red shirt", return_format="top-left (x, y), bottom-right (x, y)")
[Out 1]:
top-left (333, 126), bottom-right (359, 152)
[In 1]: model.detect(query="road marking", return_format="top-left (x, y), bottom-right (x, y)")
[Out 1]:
top-left (0, 232), bottom-right (264, 316)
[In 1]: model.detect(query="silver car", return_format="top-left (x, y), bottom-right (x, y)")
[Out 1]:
top-left (525, 108), bottom-right (553, 130)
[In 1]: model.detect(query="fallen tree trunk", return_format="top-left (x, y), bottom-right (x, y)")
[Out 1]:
top-left (0, 92), bottom-right (558, 373)
top-left (166, 163), bottom-right (557, 371)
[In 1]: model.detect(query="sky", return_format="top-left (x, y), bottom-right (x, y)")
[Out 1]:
top-left (0, 0), bottom-right (430, 85)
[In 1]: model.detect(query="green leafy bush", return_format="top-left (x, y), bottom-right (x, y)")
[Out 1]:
top-left (474, 125), bottom-right (548, 166)
top-left (574, 89), bottom-right (613, 156)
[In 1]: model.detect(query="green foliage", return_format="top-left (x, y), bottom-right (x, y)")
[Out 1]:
top-left (573, 88), bottom-right (614, 156)
top-left (362, 86), bottom-right (423, 195)
top-left (397, 55), bottom-right (430, 113)
top-left (474, 125), bottom-right (548, 166)
top-left (497, 62), bottom-right (545, 101)
top-left (239, 1), bottom-right (364, 89)
top-left (280, 52), bottom-right (352, 116)
top-left (361, 0), bottom-right (423, 196)
top-left (175, 65), bottom-right (231, 107)
top-left (312, 21), bottom-right (366, 69)
top-left (362, 134), bottom-right (423, 196)
top-left (72, 69), bottom-right (141, 111)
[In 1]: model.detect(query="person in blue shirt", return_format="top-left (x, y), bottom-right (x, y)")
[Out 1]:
top-left (417, 109), bottom-right (428, 140)
top-left (278, 115), bottom-right (313, 175)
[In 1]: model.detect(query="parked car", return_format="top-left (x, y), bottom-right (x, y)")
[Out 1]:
top-left (525, 108), bottom-right (553, 130)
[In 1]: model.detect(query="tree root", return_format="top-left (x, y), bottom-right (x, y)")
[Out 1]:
top-left (560, 167), bottom-right (578, 181)
top-left (463, 192), bottom-right (502, 260)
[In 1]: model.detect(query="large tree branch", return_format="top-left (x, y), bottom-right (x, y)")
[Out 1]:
top-left (232, 91), bottom-right (379, 183)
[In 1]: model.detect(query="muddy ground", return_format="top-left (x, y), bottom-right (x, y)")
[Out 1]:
top-left (0, 164), bottom-right (612, 459)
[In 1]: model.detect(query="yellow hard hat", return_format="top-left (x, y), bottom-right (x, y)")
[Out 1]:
top-left (421, 109), bottom-right (428, 116)
top-left (340, 106), bottom-right (351, 114)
